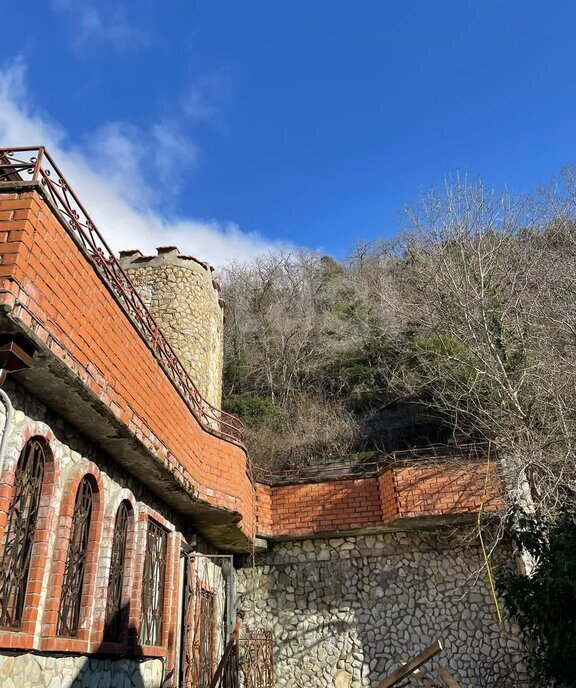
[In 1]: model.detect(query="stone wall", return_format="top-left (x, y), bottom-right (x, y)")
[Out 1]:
top-left (0, 380), bottom-right (185, 686)
top-left (0, 653), bottom-right (163, 688)
top-left (120, 247), bottom-right (224, 407)
top-left (236, 531), bottom-right (527, 688)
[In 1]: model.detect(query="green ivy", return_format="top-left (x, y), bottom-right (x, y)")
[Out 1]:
top-left (497, 508), bottom-right (576, 686)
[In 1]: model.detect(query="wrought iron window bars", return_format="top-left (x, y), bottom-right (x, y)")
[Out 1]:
top-left (0, 439), bottom-right (46, 629)
top-left (104, 501), bottom-right (131, 642)
top-left (140, 518), bottom-right (168, 646)
top-left (58, 477), bottom-right (93, 637)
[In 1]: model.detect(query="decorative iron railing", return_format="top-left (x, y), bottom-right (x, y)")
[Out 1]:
top-left (240, 629), bottom-right (274, 688)
top-left (0, 146), bottom-right (244, 443)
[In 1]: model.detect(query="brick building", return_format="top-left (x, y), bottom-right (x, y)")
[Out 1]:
top-left (0, 148), bottom-right (524, 688)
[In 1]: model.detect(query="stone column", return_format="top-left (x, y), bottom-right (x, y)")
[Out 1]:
top-left (119, 246), bottom-right (225, 408)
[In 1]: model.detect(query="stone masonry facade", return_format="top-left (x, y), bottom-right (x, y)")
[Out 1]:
top-left (0, 655), bottom-right (164, 688)
top-left (119, 247), bottom-right (225, 409)
top-left (237, 531), bottom-right (526, 688)
top-left (0, 379), bottom-right (183, 686)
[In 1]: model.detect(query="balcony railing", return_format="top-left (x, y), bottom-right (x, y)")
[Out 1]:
top-left (0, 146), bottom-right (244, 444)
top-left (254, 443), bottom-right (487, 485)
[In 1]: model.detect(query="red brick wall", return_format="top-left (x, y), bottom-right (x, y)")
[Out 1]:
top-left (392, 461), bottom-right (502, 519)
top-left (379, 468), bottom-right (400, 523)
top-left (254, 483), bottom-right (273, 536)
top-left (256, 461), bottom-right (501, 538)
top-left (0, 190), bottom-right (254, 537)
top-left (271, 479), bottom-right (383, 535)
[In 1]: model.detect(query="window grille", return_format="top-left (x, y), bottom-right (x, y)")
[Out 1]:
top-left (140, 519), bottom-right (167, 646)
top-left (0, 439), bottom-right (46, 629)
top-left (58, 477), bottom-right (93, 637)
top-left (104, 501), bottom-right (131, 642)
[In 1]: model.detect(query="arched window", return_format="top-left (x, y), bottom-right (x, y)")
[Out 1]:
top-left (104, 500), bottom-right (131, 642)
top-left (57, 476), bottom-right (93, 637)
top-left (0, 438), bottom-right (46, 629)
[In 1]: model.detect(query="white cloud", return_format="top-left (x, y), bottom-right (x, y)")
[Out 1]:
top-left (182, 73), bottom-right (230, 122)
top-left (52, 1), bottom-right (150, 52)
top-left (0, 60), bottom-right (290, 266)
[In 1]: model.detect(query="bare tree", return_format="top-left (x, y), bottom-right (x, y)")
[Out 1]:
top-left (376, 175), bottom-right (576, 521)
top-left (221, 171), bottom-right (576, 509)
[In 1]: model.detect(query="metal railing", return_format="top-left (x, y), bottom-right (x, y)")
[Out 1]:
top-left (240, 629), bottom-right (274, 688)
top-left (0, 146), bottom-right (244, 443)
top-left (254, 443), bottom-right (487, 486)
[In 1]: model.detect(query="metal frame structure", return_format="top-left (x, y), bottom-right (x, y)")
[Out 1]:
top-left (104, 500), bottom-right (131, 642)
top-left (0, 147), bottom-right (244, 444)
top-left (180, 553), bottom-right (237, 688)
top-left (240, 629), bottom-right (274, 688)
top-left (195, 587), bottom-right (217, 688)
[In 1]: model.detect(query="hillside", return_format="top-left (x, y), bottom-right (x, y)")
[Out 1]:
top-left (222, 174), bottom-right (576, 522)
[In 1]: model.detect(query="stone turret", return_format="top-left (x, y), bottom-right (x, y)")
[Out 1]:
top-left (119, 246), bottom-right (225, 408)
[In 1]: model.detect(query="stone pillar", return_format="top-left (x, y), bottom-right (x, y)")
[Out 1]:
top-left (119, 246), bottom-right (225, 408)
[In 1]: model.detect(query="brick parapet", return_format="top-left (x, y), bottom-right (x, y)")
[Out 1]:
top-left (0, 189), bottom-right (254, 544)
top-left (255, 460), bottom-right (502, 539)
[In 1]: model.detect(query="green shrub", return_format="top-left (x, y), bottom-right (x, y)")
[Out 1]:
top-left (497, 508), bottom-right (576, 686)
top-left (223, 395), bottom-right (282, 431)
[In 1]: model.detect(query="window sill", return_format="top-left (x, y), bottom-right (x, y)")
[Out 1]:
top-left (0, 629), bottom-right (36, 650)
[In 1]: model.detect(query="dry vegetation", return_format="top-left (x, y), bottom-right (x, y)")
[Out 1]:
top-left (222, 170), bottom-right (576, 522)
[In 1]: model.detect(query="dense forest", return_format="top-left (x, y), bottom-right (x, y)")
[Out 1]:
top-left (221, 172), bottom-right (576, 521)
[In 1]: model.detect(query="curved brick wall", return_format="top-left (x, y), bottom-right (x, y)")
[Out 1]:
top-left (0, 188), bottom-right (254, 542)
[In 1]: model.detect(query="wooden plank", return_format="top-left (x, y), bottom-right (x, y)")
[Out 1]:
top-left (409, 668), bottom-right (436, 687)
top-left (209, 617), bottom-right (242, 688)
top-left (376, 640), bottom-right (444, 688)
top-left (435, 667), bottom-right (462, 688)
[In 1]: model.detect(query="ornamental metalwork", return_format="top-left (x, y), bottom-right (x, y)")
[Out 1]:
top-left (58, 477), bottom-right (93, 637)
top-left (196, 587), bottom-right (216, 688)
top-left (104, 501), bottom-right (131, 642)
top-left (0, 439), bottom-right (46, 628)
top-left (181, 553), bottom-right (235, 687)
top-left (0, 146), bottom-right (244, 445)
top-left (240, 630), bottom-right (274, 688)
top-left (140, 519), bottom-right (167, 646)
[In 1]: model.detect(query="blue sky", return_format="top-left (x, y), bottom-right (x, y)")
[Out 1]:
top-left (1, 1), bottom-right (576, 264)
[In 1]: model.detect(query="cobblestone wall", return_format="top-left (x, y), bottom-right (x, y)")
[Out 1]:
top-left (120, 247), bottom-right (224, 407)
top-left (237, 531), bottom-right (527, 688)
top-left (0, 653), bottom-right (163, 688)
top-left (0, 381), bottom-right (184, 686)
